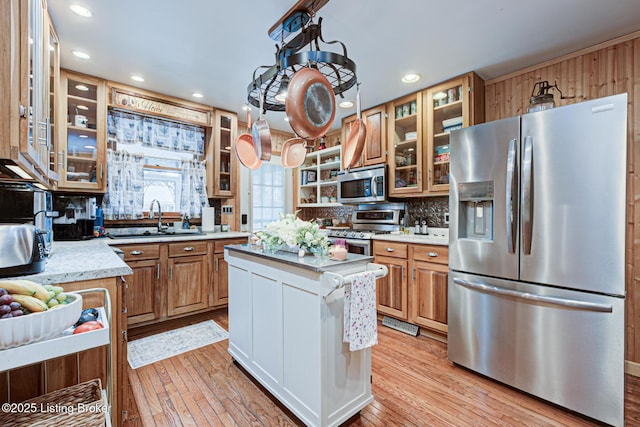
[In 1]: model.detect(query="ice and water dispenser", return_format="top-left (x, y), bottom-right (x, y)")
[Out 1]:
top-left (457, 181), bottom-right (493, 240)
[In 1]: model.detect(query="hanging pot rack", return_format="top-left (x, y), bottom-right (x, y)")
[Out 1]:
top-left (247, 10), bottom-right (357, 113)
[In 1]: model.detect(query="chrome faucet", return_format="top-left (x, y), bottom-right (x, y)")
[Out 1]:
top-left (149, 199), bottom-right (168, 233)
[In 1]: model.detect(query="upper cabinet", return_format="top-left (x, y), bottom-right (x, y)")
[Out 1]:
top-left (56, 70), bottom-right (107, 192)
top-left (210, 110), bottom-right (237, 197)
top-left (0, 0), bottom-right (59, 185)
top-left (424, 72), bottom-right (484, 193)
top-left (341, 104), bottom-right (387, 169)
top-left (388, 93), bottom-right (423, 195)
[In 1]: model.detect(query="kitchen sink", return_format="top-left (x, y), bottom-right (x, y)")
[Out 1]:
top-left (105, 227), bottom-right (205, 239)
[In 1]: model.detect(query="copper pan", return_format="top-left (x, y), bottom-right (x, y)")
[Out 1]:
top-left (236, 109), bottom-right (262, 170)
top-left (281, 134), bottom-right (309, 168)
top-left (252, 88), bottom-right (272, 161)
top-left (343, 83), bottom-right (366, 170)
top-left (285, 67), bottom-right (336, 140)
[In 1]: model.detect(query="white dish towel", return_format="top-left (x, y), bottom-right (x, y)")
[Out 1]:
top-left (343, 270), bottom-right (378, 351)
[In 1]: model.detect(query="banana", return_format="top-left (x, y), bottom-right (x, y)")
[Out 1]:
top-left (11, 294), bottom-right (48, 312)
top-left (0, 280), bottom-right (37, 297)
top-left (13, 280), bottom-right (51, 302)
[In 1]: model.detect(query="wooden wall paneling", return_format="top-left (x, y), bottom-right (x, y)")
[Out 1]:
top-left (0, 372), bottom-right (6, 403)
top-left (484, 34), bottom-right (639, 363)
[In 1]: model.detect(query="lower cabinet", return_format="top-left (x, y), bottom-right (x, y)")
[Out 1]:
top-left (373, 240), bottom-right (449, 335)
top-left (121, 237), bottom-right (247, 327)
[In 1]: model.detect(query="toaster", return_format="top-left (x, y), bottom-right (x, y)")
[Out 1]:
top-left (0, 224), bottom-right (47, 277)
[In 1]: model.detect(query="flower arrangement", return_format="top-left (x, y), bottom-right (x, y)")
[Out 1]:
top-left (256, 212), bottom-right (329, 255)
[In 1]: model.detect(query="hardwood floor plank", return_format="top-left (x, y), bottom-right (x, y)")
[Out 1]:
top-left (126, 312), bottom-right (640, 427)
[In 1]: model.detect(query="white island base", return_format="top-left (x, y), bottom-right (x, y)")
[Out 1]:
top-left (225, 245), bottom-right (377, 427)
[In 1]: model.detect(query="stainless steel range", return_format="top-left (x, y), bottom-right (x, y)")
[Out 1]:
top-left (325, 203), bottom-right (404, 256)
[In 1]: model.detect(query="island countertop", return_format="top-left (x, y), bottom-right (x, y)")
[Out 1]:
top-left (225, 244), bottom-right (373, 272)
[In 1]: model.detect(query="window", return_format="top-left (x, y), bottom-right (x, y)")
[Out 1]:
top-left (252, 159), bottom-right (286, 231)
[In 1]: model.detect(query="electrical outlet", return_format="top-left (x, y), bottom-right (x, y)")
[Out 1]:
top-left (222, 205), bottom-right (233, 214)
top-left (444, 212), bottom-right (450, 224)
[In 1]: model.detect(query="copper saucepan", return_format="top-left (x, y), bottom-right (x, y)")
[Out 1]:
top-left (343, 83), bottom-right (366, 170)
top-left (235, 109), bottom-right (262, 170)
top-left (252, 87), bottom-right (272, 161)
top-left (285, 67), bottom-right (336, 140)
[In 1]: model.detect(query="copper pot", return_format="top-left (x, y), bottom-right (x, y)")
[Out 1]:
top-left (252, 88), bottom-right (272, 161)
top-left (285, 67), bottom-right (336, 140)
top-left (343, 83), bottom-right (366, 170)
top-left (236, 109), bottom-right (262, 170)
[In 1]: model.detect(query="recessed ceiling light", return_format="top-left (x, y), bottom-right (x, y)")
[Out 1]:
top-left (77, 104), bottom-right (89, 110)
top-left (192, 92), bottom-right (204, 98)
top-left (401, 73), bottom-right (421, 83)
top-left (72, 50), bottom-right (90, 60)
top-left (70, 4), bottom-right (93, 17)
top-left (433, 91), bottom-right (447, 100)
top-left (75, 84), bottom-right (89, 91)
top-left (339, 100), bottom-right (354, 108)
top-left (79, 135), bottom-right (88, 138)
top-left (131, 75), bottom-right (145, 82)
top-left (241, 105), bottom-right (251, 111)
top-left (284, 116), bottom-right (290, 122)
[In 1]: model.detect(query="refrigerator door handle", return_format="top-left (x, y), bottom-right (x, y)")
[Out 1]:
top-left (506, 138), bottom-right (517, 254)
top-left (452, 278), bottom-right (613, 313)
top-left (521, 136), bottom-right (533, 255)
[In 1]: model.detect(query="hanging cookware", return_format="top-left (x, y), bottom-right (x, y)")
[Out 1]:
top-left (236, 109), bottom-right (262, 170)
top-left (285, 67), bottom-right (336, 140)
top-left (252, 87), bottom-right (272, 161)
top-left (343, 83), bottom-right (366, 170)
top-left (281, 134), bottom-right (309, 168)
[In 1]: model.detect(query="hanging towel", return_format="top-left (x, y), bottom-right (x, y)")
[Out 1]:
top-left (343, 270), bottom-right (378, 351)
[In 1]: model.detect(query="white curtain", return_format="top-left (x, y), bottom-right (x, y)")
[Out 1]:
top-left (102, 149), bottom-right (145, 220)
top-left (180, 160), bottom-right (208, 218)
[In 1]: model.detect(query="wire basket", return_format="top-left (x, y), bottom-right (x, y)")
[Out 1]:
top-left (0, 379), bottom-right (106, 426)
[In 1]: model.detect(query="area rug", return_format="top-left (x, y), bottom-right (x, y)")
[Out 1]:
top-left (127, 320), bottom-right (228, 369)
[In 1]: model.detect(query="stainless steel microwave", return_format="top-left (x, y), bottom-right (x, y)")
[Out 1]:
top-left (337, 165), bottom-right (386, 204)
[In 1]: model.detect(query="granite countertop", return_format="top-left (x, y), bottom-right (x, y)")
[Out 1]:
top-left (225, 244), bottom-right (374, 273)
top-left (372, 227), bottom-right (449, 246)
top-left (13, 240), bottom-right (132, 285)
top-left (104, 231), bottom-right (251, 245)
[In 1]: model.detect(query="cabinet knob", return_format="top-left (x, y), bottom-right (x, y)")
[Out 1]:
top-left (183, 246), bottom-right (195, 251)
top-left (130, 250), bottom-right (143, 255)
top-left (385, 247), bottom-right (394, 252)
top-left (427, 252), bottom-right (438, 257)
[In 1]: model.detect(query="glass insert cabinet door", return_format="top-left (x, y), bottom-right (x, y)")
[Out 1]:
top-left (388, 92), bottom-right (423, 195)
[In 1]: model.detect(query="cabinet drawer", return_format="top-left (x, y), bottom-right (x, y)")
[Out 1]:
top-left (411, 245), bottom-right (448, 265)
top-left (122, 244), bottom-right (160, 261)
top-left (373, 241), bottom-right (408, 259)
top-left (169, 241), bottom-right (208, 257)
top-left (214, 238), bottom-right (249, 253)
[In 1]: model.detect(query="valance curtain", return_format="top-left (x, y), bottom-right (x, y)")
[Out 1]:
top-left (102, 149), bottom-right (145, 220)
top-left (107, 110), bottom-right (205, 156)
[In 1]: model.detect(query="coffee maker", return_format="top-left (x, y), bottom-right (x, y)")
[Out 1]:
top-left (53, 196), bottom-right (97, 240)
top-left (0, 183), bottom-right (55, 255)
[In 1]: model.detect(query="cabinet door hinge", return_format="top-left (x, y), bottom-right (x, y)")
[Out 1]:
top-left (121, 329), bottom-right (128, 342)
top-left (19, 104), bottom-right (27, 118)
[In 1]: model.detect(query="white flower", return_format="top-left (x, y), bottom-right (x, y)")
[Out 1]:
top-left (256, 211), bottom-right (329, 252)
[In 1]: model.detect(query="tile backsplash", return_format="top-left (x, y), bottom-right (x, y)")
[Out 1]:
top-left (298, 196), bottom-right (449, 228)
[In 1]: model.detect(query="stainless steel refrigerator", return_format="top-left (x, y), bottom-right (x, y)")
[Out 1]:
top-left (448, 93), bottom-right (627, 426)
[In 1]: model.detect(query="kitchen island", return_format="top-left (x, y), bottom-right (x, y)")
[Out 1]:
top-left (225, 245), bottom-right (383, 427)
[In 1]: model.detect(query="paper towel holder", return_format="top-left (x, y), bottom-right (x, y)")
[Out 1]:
top-left (201, 207), bottom-right (216, 232)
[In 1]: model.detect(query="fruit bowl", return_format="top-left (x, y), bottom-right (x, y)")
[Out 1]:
top-left (0, 293), bottom-right (82, 350)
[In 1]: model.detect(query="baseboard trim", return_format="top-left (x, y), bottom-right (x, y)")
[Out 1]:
top-left (626, 360), bottom-right (640, 378)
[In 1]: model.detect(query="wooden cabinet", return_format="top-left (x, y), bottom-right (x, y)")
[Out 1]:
top-left (296, 145), bottom-right (341, 207)
top-left (373, 241), bottom-right (408, 320)
top-left (388, 93), bottom-right (423, 195)
top-left (0, 0), bottom-right (59, 185)
top-left (56, 70), bottom-right (107, 191)
top-left (210, 238), bottom-right (247, 307)
top-left (122, 244), bottom-right (162, 326)
top-left (409, 245), bottom-right (449, 333)
top-left (374, 240), bottom-right (449, 334)
top-left (167, 241), bottom-right (208, 316)
top-left (341, 104), bottom-right (387, 169)
top-left (424, 72), bottom-right (484, 193)
top-left (210, 110), bottom-right (237, 197)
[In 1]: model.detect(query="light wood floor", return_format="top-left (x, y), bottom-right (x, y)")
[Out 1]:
top-left (125, 311), bottom-right (640, 426)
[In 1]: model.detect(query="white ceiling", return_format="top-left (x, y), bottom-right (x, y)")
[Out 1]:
top-left (48, 0), bottom-right (640, 132)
